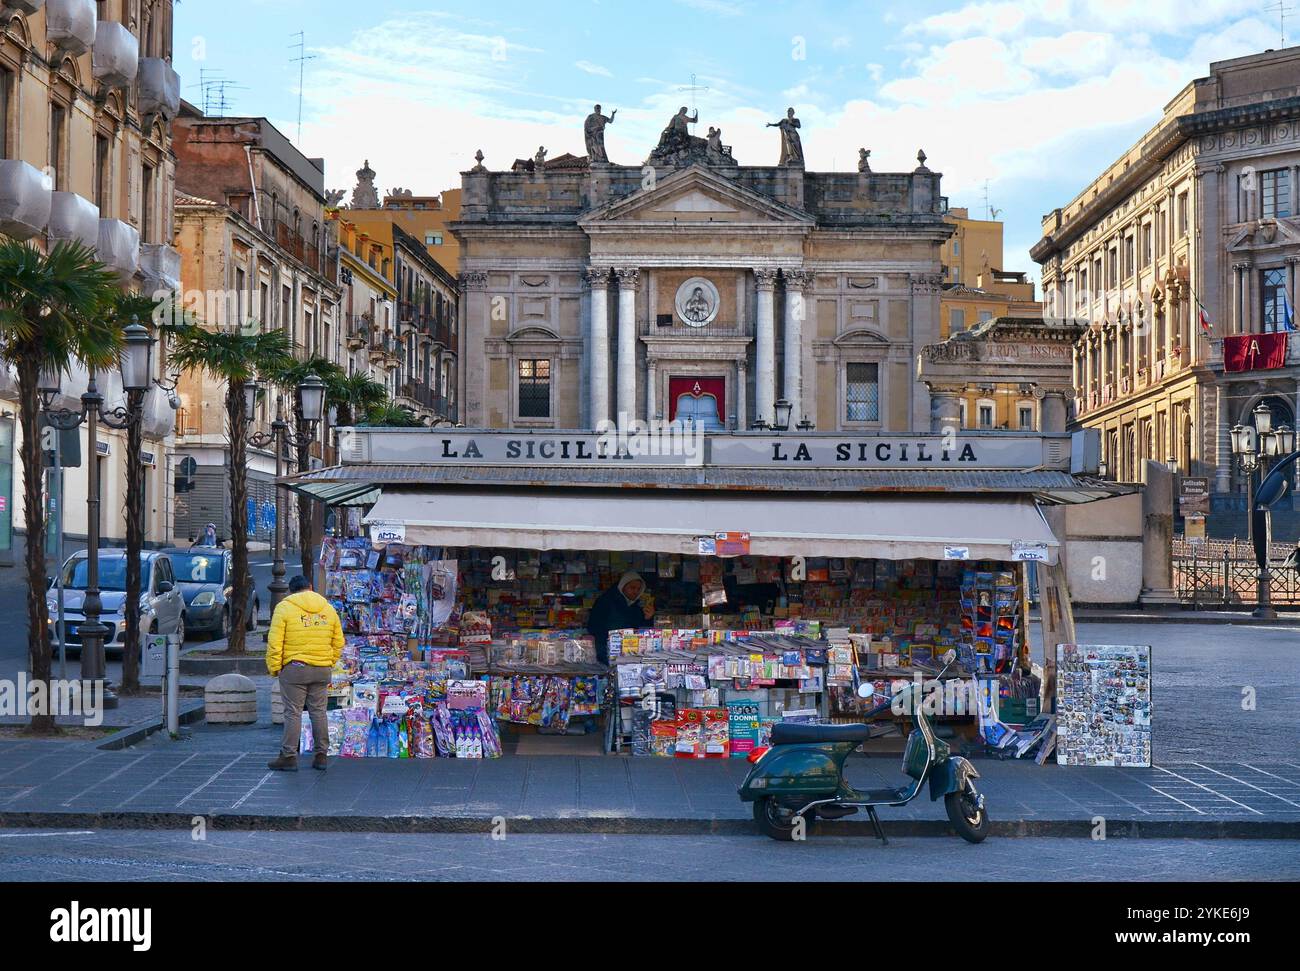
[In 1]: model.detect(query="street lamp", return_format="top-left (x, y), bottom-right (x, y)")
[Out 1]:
top-left (248, 376), bottom-right (326, 615)
top-left (1231, 407), bottom-right (1287, 619)
top-left (773, 399), bottom-right (793, 432)
top-left (40, 328), bottom-right (157, 709)
top-left (797, 416), bottom-right (816, 432)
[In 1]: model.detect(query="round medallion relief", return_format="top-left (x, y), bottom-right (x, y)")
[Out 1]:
top-left (675, 277), bottom-right (720, 328)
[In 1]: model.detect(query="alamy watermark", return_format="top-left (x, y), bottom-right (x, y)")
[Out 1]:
top-left (0, 675), bottom-right (104, 727)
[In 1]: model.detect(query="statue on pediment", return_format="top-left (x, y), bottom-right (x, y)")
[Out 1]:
top-left (767, 108), bottom-right (803, 166)
top-left (647, 107), bottom-right (736, 168)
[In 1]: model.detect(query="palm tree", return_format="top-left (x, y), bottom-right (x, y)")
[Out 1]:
top-left (263, 354), bottom-right (346, 579)
top-left (166, 324), bottom-right (293, 654)
top-left (361, 401), bottom-right (424, 427)
top-left (328, 371), bottom-right (387, 428)
top-left (106, 292), bottom-right (167, 695)
top-left (0, 240), bottom-right (123, 733)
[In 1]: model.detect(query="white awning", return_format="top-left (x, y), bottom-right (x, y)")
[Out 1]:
top-left (363, 489), bottom-right (1060, 563)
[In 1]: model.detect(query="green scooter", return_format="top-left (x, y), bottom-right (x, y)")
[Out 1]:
top-left (738, 650), bottom-right (989, 843)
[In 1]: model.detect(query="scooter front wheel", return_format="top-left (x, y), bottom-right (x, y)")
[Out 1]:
top-left (753, 796), bottom-right (801, 841)
top-left (945, 786), bottom-right (989, 844)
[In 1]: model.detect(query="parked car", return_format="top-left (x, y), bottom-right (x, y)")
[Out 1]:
top-left (162, 546), bottom-right (259, 640)
top-left (47, 550), bottom-right (186, 655)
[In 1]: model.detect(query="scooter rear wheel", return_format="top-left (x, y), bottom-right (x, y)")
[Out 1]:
top-left (945, 787), bottom-right (989, 844)
top-left (753, 796), bottom-right (800, 841)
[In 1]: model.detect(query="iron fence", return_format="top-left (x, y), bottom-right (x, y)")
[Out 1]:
top-left (1172, 536), bottom-right (1300, 607)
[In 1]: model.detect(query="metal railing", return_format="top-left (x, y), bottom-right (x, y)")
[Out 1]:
top-left (1172, 537), bottom-right (1300, 607)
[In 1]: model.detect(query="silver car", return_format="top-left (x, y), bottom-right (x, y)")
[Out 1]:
top-left (47, 550), bottom-right (186, 654)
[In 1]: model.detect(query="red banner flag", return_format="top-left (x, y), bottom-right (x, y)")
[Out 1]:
top-left (1223, 333), bottom-right (1288, 372)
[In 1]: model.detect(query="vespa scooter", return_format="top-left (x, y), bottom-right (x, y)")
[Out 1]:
top-left (738, 649), bottom-right (988, 843)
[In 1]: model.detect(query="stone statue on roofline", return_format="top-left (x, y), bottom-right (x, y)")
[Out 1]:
top-left (584, 104), bottom-right (617, 163)
top-left (647, 107), bottom-right (736, 168)
top-left (767, 107), bottom-right (803, 166)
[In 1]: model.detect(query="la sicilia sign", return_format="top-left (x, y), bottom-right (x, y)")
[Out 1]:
top-left (341, 429), bottom-right (1067, 472)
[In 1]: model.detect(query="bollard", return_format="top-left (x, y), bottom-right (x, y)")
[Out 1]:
top-left (204, 673), bottom-right (258, 724)
top-left (166, 634), bottom-right (180, 738)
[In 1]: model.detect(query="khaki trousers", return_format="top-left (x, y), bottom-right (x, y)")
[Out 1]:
top-left (279, 662), bottom-right (331, 758)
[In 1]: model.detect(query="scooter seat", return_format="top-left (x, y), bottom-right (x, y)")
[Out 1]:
top-left (770, 722), bottom-right (872, 745)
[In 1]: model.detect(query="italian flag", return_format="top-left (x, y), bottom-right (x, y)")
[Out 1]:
top-left (1196, 295), bottom-right (1212, 338)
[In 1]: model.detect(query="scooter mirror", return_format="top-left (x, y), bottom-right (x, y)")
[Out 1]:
top-left (942, 649), bottom-right (958, 665)
top-left (856, 682), bottom-right (876, 700)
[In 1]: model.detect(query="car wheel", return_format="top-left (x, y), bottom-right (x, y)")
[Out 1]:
top-left (246, 599), bottom-right (259, 631)
top-left (176, 615), bottom-right (186, 645)
top-left (217, 608), bottom-right (231, 642)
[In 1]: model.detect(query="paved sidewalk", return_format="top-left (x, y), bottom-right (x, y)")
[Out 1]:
top-left (1, 733), bottom-right (1298, 837)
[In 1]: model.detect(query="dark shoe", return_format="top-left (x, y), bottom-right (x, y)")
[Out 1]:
top-left (312, 752), bottom-right (328, 771)
top-left (267, 755), bottom-right (298, 772)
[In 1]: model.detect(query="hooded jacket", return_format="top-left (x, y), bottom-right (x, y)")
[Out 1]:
top-left (266, 591), bottom-right (344, 676)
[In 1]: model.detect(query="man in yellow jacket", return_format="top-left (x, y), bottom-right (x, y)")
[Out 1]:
top-left (266, 575), bottom-right (344, 771)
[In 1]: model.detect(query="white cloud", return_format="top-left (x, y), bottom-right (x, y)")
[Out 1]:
top-left (575, 60), bottom-right (613, 77)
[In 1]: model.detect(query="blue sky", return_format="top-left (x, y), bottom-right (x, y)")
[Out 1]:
top-left (176, 0), bottom-right (1286, 278)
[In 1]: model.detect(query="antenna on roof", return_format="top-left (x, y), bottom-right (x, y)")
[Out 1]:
top-left (1265, 0), bottom-right (1295, 45)
top-left (189, 69), bottom-right (247, 117)
top-left (982, 180), bottom-right (1002, 221)
top-left (290, 31), bottom-right (318, 144)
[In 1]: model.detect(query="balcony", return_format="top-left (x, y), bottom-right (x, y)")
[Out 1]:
top-left (92, 20), bottom-right (139, 89)
top-left (0, 159), bottom-right (52, 240)
top-left (138, 57), bottom-right (181, 121)
top-left (46, 0), bottom-right (96, 58)
top-left (48, 191), bottom-right (99, 248)
top-left (346, 315), bottom-right (370, 350)
top-left (97, 217), bottom-right (140, 281)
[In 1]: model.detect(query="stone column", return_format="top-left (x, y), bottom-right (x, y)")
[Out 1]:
top-left (458, 271), bottom-right (489, 426)
top-left (736, 360), bottom-right (748, 429)
top-left (1215, 382), bottom-right (1232, 493)
top-left (1140, 460), bottom-right (1178, 605)
top-left (645, 358), bottom-right (658, 422)
top-left (928, 385), bottom-right (963, 433)
top-left (1040, 390), bottom-right (1069, 434)
top-left (781, 270), bottom-right (812, 421)
top-left (754, 269), bottom-right (778, 425)
top-left (614, 268), bottom-right (639, 426)
top-left (585, 267), bottom-right (611, 429)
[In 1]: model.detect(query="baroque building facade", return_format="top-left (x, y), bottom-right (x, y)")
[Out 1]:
top-left (1033, 46), bottom-right (1300, 517)
top-left (450, 110), bottom-right (951, 434)
top-left (0, 0), bottom-right (180, 562)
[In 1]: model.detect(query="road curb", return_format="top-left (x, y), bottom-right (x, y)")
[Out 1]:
top-left (1044, 613), bottom-right (1300, 627)
top-left (95, 700), bottom-right (206, 751)
top-left (1, 810), bottom-right (1296, 839)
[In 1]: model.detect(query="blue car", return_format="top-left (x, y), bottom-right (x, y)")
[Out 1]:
top-left (162, 547), bottom-right (260, 641)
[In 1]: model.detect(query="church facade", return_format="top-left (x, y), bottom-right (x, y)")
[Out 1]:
top-left (450, 110), bottom-right (953, 433)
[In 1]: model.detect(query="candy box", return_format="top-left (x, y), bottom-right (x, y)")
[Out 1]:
top-left (650, 720), bottom-right (677, 757)
top-left (702, 707), bottom-right (730, 758)
top-left (674, 709), bottom-right (703, 758)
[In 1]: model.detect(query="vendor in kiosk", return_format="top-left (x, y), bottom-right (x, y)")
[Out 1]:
top-left (588, 572), bottom-right (655, 663)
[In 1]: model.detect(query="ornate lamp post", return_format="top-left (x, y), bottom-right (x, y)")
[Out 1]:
top-left (1230, 403), bottom-right (1295, 619)
top-left (772, 399), bottom-right (793, 433)
top-left (247, 374), bottom-right (326, 615)
top-left (39, 320), bottom-right (156, 708)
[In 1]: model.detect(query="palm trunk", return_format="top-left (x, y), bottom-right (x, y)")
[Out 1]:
top-left (121, 388), bottom-right (145, 694)
top-left (225, 381), bottom-right (250, 654)
top-left (17, 357), bottom-right (54, 733)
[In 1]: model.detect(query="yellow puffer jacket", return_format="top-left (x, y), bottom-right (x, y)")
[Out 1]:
top-left (266, 591), bottom-right (344, 676)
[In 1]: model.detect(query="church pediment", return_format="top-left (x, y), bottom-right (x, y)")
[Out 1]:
top-left (579, 166), bottom-right (815, 229)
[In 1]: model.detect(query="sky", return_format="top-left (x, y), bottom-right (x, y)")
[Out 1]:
top-left (175, 0), bottom-right (1289, 279)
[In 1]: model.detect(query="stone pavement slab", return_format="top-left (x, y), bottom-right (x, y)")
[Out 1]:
top-left (0, 736), bottom-right (1297, 837)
